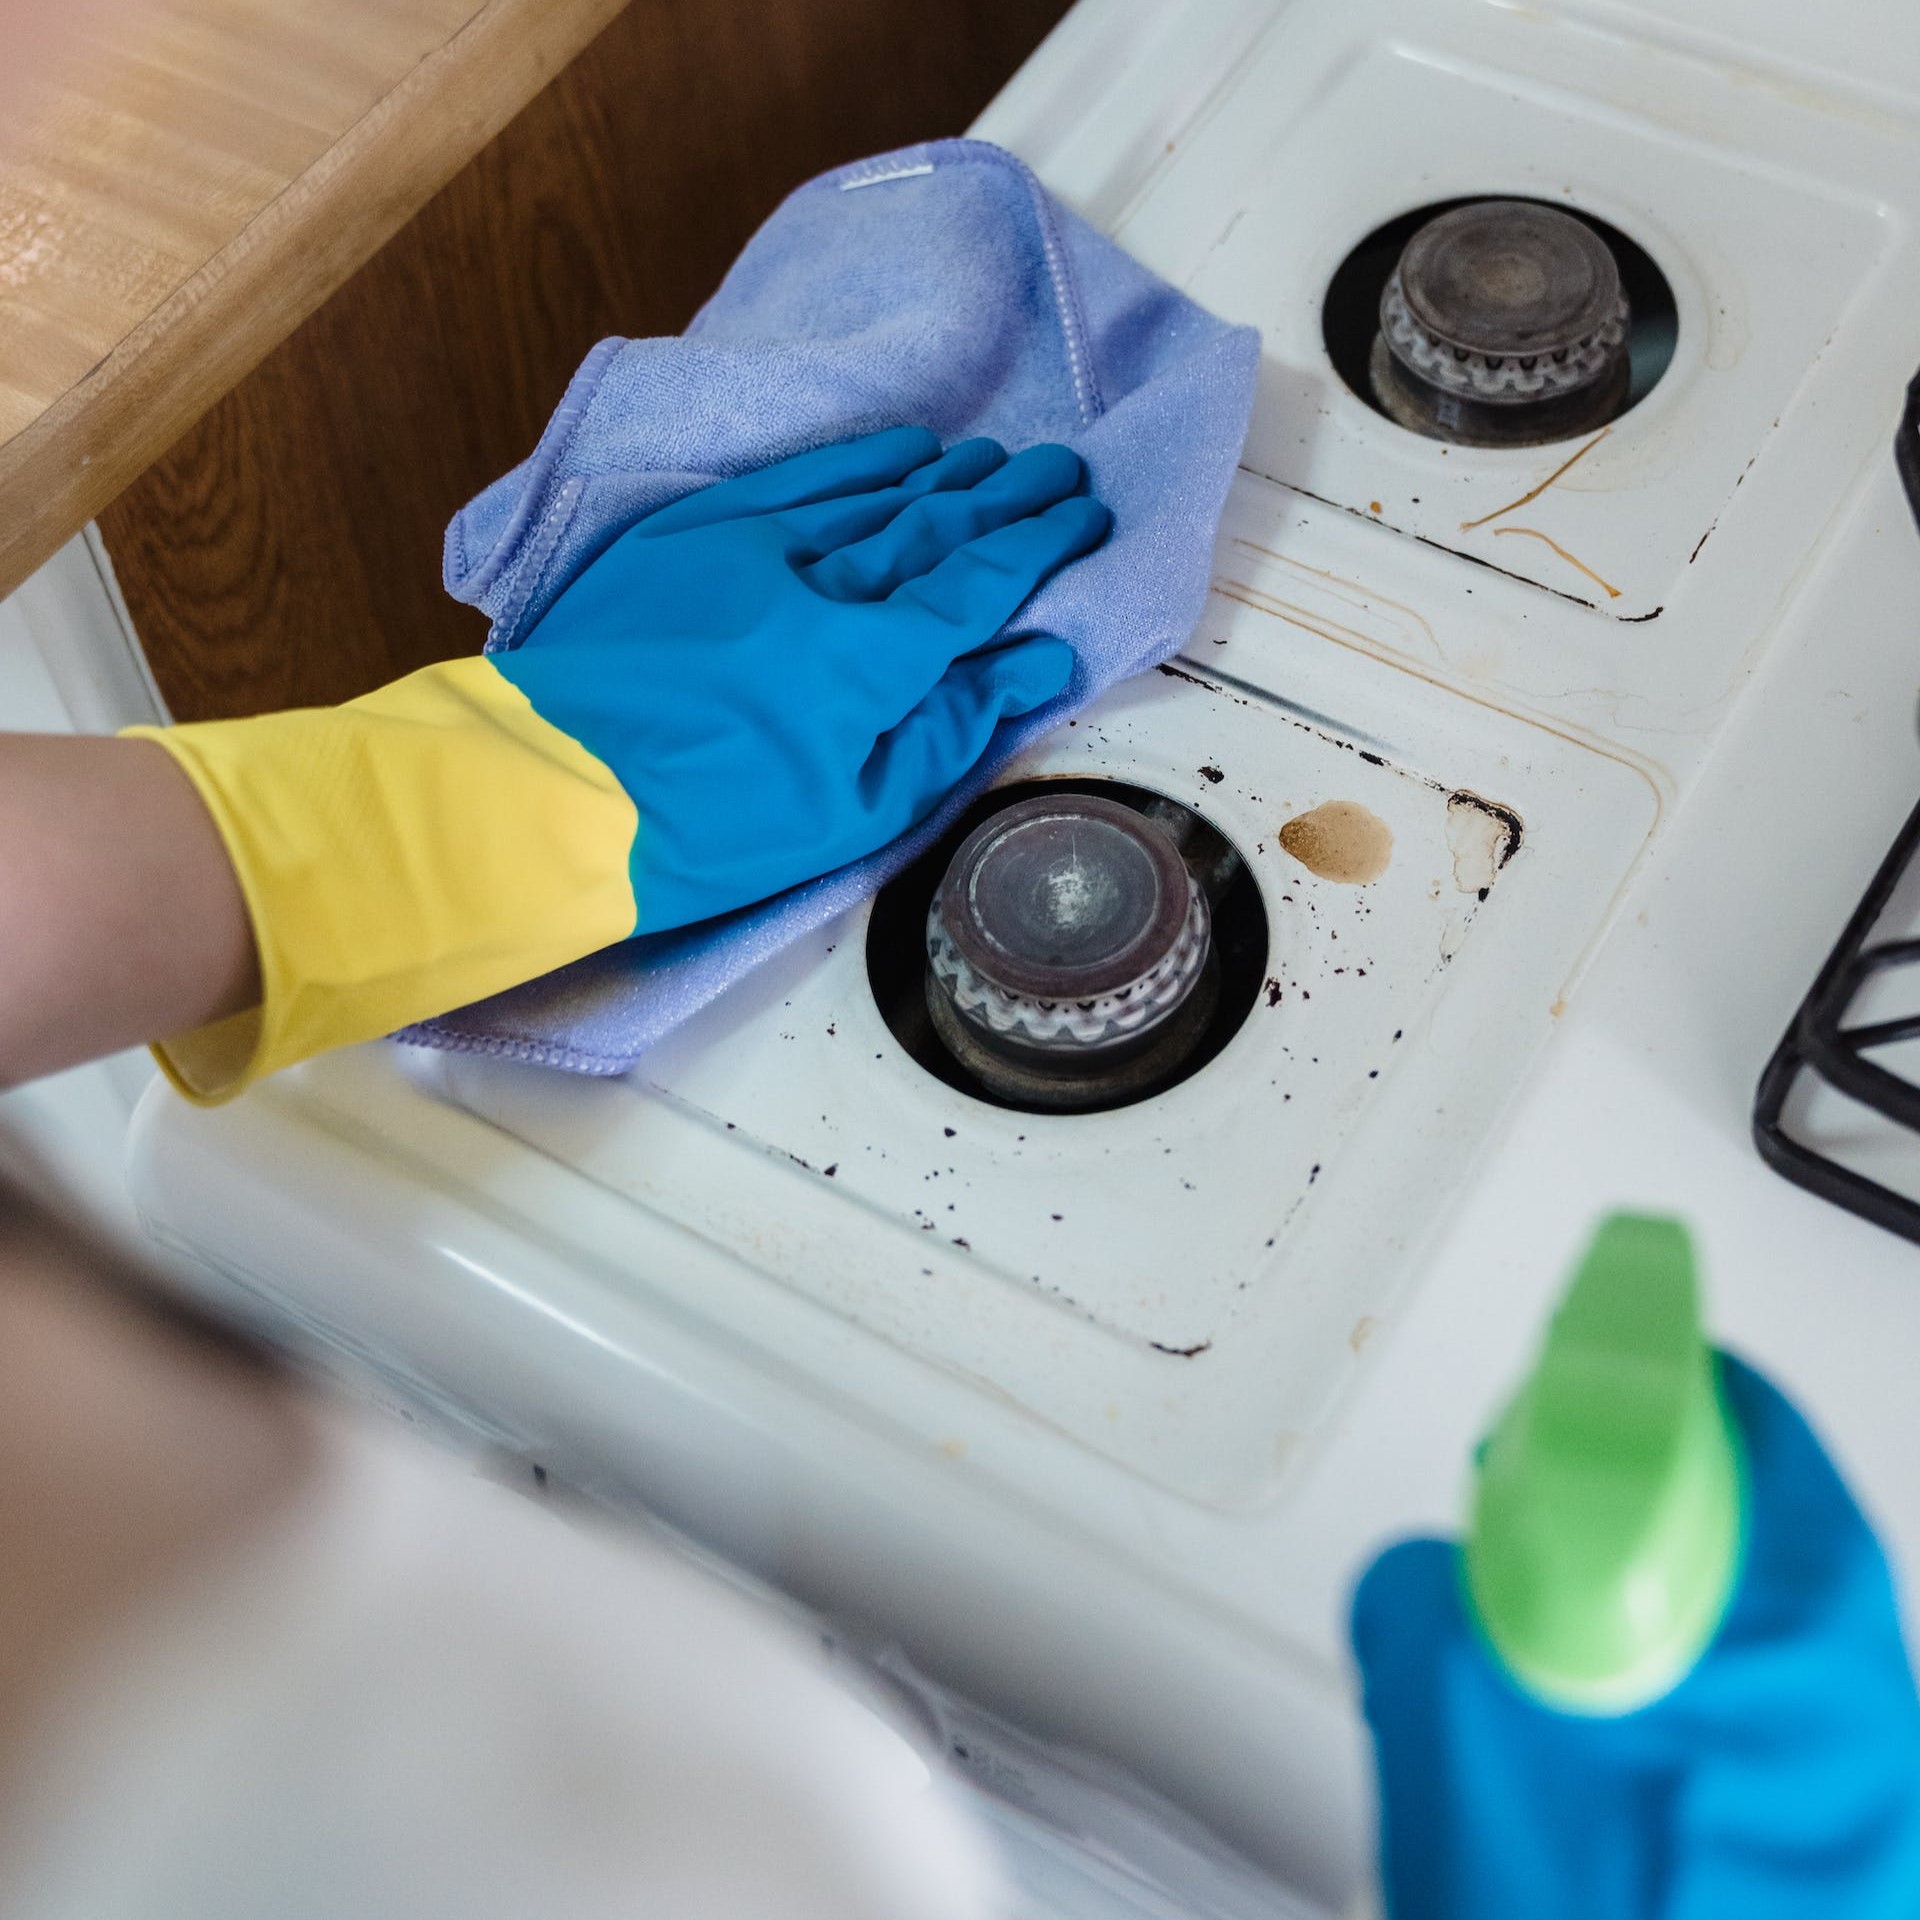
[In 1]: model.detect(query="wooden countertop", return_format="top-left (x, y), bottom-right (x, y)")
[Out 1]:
top-left (0, 0), bottom-right (631, 600)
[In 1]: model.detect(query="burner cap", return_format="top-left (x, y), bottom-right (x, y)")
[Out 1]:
top-left (1370, 200), bottom-right (1631, 444)
top-left (928, 793), bottom-right (1210, 1059)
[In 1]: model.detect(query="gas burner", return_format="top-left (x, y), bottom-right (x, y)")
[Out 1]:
top-left (1367, 199), bottom-right (1631, 447)
top-left (925, 793), bottom-right (1218, 1112)
top-left (867, 778), bottom-right (1267, 1116)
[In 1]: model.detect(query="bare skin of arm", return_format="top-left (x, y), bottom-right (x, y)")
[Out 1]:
top-left (0, 1195), bottom-right (316, 1800)
top-left (0, 736), bottom-right (287, 1784)
top-left (0, 734), bottom-right (259, 1085)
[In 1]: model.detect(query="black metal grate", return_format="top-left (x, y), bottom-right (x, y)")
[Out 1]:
top-left (1753, 367), bottom-right (1920, 1239)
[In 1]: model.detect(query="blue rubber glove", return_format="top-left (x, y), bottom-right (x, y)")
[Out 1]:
top-left (494, 425), bottom-right (1109, 933)
top-left (1351, 1356), bottom-right (1920, 1919)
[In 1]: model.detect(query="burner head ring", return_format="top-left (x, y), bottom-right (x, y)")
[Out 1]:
top-left (928, 793), bottom-right (1210, 1057)
top-left (1378, 199), bottom-right (1629, 408)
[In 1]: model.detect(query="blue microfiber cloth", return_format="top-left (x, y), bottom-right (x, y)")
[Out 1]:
top-left (399, 138), bottom-right (1260, 1074)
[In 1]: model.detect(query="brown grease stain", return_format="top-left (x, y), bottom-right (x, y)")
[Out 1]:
top-left (1278, 801), bottom-right (1393, 884)
top-left (1458, 428), bottom-right (1612, 530)
top-left (1491, 525), bottom-right (1622, 599)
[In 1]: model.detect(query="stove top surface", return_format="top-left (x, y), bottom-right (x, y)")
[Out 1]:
top-left (397, 0), bottom-right (1920, 1506)
top-left (126, 2), bottom-right (1920, 1904)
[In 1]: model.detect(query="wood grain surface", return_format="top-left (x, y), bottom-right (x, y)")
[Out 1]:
top-left (0, 0), bottom-right (640, 603)
top-left (93, 0), bottom-right (1073, 721)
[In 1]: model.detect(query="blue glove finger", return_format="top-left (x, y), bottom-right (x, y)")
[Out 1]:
top-left (855, 638), bottom-right (1075, 832)
top-left (805, 442), bottom-right (1086, 604)
top-left (632, 425), bottom-right (942, 540)
top-left (892, 493), bottom-right (1111, 664)
top-left (773, 437), bottom-right (1008, 560)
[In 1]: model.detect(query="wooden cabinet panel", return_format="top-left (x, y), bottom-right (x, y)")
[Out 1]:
top-left (98, 0), bottom-right (1072, 720)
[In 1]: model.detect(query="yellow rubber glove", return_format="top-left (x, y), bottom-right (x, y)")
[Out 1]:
top-left (126, 656), bottom-right (638, 1103)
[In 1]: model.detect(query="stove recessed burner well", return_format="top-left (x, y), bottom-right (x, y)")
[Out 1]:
top-left (1370, 200), bottom-right (1629, 447)
top-left (867, 779), bottom-right (1268, 1114)
top-left (1323, 196), bottom-right (1677, 447)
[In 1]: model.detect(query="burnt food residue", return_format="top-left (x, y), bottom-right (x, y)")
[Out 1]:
top-left (1278, 800), bottom-right (1393, 885)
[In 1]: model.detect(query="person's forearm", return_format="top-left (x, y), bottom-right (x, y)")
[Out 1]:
top-left (0, 734), bottom-right (259, 1085)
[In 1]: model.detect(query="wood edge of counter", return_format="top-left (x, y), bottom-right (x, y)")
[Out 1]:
top-left (0, 0), bottom-right (632, 602)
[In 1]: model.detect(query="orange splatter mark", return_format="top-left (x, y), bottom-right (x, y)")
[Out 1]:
top-left (1491, 525), bottom-right (1622, 599)
top-left (1458, 428), bottom-right (1611, 531)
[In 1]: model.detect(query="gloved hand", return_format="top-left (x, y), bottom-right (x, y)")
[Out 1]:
top-left (497, 425), bottom-right (1105, 931)
top-left (127, 427), bottom-right (1108, 1103)
top-left (1353, 1292), bottom-right (1920, 1919)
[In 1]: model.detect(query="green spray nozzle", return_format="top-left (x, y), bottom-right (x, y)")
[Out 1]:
top-left (1462, 1214), bottom-right (1745, 1713)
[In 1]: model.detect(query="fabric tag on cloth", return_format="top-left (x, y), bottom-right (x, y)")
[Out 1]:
top-left (399, 138), bottom-right (1260, 1075)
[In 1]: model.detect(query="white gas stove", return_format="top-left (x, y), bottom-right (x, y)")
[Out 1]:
top-left (125, 1), bottom-right (1920, 1910)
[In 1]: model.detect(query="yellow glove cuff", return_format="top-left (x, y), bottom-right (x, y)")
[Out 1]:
top-left (126, 655), bottom-right (639, 1105)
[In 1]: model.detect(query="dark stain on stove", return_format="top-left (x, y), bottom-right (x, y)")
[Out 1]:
top-left (825, 1023), bottom-right (836, 1037)
top-left (1309, 1163), bottom-right (1322, 1184)
top-left (1198, 764), bottom-right (1225, 784)
top-left (1618, 606), bottom-right (1664, 623)
top-left (1265, 977), bottom-right (1284, 1007)
top-left (1150, 1338), bottom-right (1213, 1358)
top-left (1279, 799), bottom-right (1394, 884)
top-left (1359, 750), bottom-right (1386, 767)
top-left (1155, 661), bottom-right (1250, 706)
top-left (953, 1236), bottom-right (970, 1249)
top-left (943, 1126), bottom-right (956, 1137)
top-left (1447, 790), bottom-right (1525, 867)
top-left (823, 1163), bottom-right (838, 1177)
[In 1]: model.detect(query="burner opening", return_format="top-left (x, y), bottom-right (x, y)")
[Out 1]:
top-left (867, 779), bottom-right (1269, 1115)
top-left (1323, 197), bottom-right (1677, 448)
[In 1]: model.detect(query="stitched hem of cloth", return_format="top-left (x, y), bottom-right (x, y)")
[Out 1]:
top-left (909, 140), bottom-right (1102, 428)
top-left (484, 475), bottom-right (588, 652)
top-left (389, 1020), bottom-right (634, 1076)
top-left (442, 332), bottom-right (627, 611)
